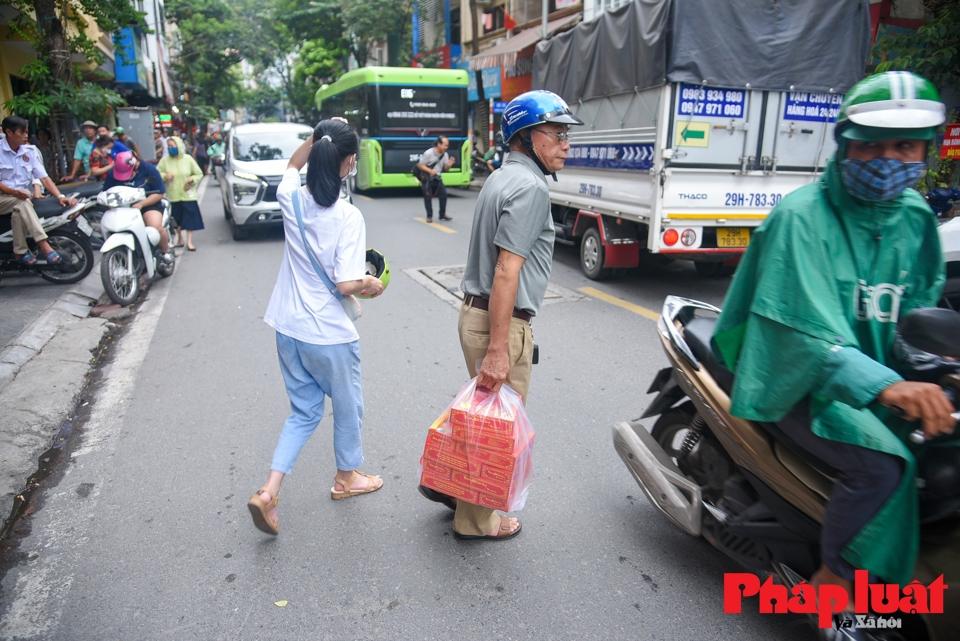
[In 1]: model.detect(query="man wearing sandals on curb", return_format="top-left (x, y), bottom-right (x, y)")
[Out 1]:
top-left (418, 91), bottom-right (582, 540)
top-left (1, 116), bottom-right (76, 266)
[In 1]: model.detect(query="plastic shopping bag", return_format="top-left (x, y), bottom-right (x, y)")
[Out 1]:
top-left (419, 378), bottom-right (535, 512)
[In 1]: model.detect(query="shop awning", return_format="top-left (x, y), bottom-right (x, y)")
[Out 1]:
top-left (470, 13), bottom-right (580, 71)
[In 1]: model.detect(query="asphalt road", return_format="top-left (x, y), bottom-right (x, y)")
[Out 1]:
top-left (0, 276), bottom-right (72, 349)
top-left (0, 181), bottom-right (812, 640)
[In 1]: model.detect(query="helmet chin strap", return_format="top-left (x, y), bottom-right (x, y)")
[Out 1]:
top-left (519, 132), bottom-right (558, 182)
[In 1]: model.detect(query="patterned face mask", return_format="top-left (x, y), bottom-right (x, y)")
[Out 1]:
top-left (840, 157), bottom-right (926, 202)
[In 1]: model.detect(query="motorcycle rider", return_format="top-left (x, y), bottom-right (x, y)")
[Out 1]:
top-left (712, 71), bottom-right (955, 603)
top-left (1, 115), bottom-right (77, 265)
top-left (103, 150), bottom-right (173, 262)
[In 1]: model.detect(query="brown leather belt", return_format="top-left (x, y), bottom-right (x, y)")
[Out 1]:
top-left (464, 294), bottom-right (532, 322)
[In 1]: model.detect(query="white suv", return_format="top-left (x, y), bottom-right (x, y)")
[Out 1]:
top-left (219, 122), bottom-right (312, 240)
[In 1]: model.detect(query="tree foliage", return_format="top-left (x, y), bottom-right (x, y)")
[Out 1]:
top-left (3, 0), bottom-right (143, 175)
top-left (874, 0), bottom-right (959, 185)
top-left (165, 0), bottom-right (255, 115)
top-left (292, 39), bottom-right (350, 123)
top-left (874, 0), bottom-right (960, 89)
top-left (3, 0), bottom-right (142, 122)
top-left (167, 0), bottom-right (412, 123)
top-left (338, 0), bottom-right (413, 68)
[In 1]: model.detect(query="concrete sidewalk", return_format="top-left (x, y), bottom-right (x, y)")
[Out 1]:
top-left (0, 267), bottom-right (110, 527)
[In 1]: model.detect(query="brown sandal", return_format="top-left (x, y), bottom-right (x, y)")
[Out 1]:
top-left (453, 516), bottom-right (522, 541)
top-left (247, 488), bottom-right (279, 535)
top-left (330, 472), bottom-right (384, 500)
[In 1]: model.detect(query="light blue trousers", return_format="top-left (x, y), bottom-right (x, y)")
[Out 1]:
top-left (270, 332), bottom-right (364, 473)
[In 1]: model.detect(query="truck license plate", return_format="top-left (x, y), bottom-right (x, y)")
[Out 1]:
top-left (717, 227), bottom-right (750, 248)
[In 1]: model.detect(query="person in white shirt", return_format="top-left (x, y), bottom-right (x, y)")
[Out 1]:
top-left (248, 119), bottom-right (385, 536)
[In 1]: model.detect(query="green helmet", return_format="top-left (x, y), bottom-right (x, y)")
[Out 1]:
top-left (358, 248), bottom-right (390, 299)
top-left (836, 71), bottom-right (945, 141)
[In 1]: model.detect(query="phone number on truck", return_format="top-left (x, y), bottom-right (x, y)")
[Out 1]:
top-left (725, 192), bottom-right (784, 208)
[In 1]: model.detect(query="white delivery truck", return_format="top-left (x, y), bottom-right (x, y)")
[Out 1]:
top-left (533, 0), bottom-right (871, 278)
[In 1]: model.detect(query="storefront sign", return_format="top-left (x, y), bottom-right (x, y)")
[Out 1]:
top-left (467, 66), bottom-right (502, 102)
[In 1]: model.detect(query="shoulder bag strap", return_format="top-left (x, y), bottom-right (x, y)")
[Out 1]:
top-left (291, 190), bottom-right (344, 301)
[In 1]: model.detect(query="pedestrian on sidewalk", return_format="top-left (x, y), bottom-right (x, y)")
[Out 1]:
top-left (247, 119), bottom-right (385, 536)
top-left (192, 133), bottom-right (210, 177)
top-left (417, 91), bottom-right (583, 540)
top-left (113, 127), bottom-right (140, 159)
top-left (415, 136), bottom-right (455, 222)
top-left (158, 136), bottom-right (204, 251)
top-left (61, 120), bottom-right (98, 182)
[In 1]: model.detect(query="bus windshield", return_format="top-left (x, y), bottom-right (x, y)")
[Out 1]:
top-left (378, 86), bottom-right (464, 132)
top-left (233, 130), bottom-right (310, 162)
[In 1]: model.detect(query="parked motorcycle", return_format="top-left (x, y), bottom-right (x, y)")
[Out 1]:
top-left (97, 186), bottom-right (176, 306)
top-left (926, 187), bottom-right (960, 219)
top-left (613, 296), bottom-right (960, 640)
top-left (0, 194), bottom-right (96, 285)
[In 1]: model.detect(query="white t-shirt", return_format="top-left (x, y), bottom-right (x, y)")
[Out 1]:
top-left (264, 168), bottom-right (366, 345)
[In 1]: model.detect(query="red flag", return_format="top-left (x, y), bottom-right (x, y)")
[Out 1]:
top-left (504, 9), bottom-right (517, 31)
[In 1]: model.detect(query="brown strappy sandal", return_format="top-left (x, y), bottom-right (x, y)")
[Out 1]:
top-left (330, 472), bottom-right (384, 500)
top-left (247, 488), bottom-right (280, 535)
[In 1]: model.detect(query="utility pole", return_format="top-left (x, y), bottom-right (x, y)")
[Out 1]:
top-left (542, 0), bottom-right (548, 38)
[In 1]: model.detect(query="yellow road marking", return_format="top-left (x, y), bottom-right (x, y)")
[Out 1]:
top-left (414, 217), bottom-right (456, 234)
top-left (579, 286), bottom-right (659, 321)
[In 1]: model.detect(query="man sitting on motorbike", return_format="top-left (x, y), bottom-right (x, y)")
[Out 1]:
top-left (103, 150), bottom-right (172, 262)
top-left (713, 72), bottom-right (956, 598)
top-left (1, 115), bottom-right (77, 265)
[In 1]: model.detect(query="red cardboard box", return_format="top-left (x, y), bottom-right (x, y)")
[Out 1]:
top-left (419, 399), bottom-right (535, 512)
top-left (422, 429), bottom-right (482, 476)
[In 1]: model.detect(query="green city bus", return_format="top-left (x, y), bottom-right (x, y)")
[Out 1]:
top-left (315, 66), bottom-right (471, 191)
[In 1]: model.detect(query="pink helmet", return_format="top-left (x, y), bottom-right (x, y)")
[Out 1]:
top-left (113, 151), bottom-right (136, 181)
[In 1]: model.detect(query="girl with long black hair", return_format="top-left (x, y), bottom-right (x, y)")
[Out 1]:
top-left (248, 119), bottom-right (385, 536)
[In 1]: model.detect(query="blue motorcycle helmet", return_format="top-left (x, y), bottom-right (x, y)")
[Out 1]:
top-left (501, 90), bottom-right (583, 179)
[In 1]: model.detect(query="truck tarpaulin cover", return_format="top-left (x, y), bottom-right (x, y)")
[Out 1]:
top-left (534, 0), bottom-right (870, 102)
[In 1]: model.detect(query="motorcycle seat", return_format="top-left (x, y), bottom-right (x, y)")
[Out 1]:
top-left (1, 196), bottom-right (85, 237)
top-left (683, 316), bottom-right (840, 480)
top-left (682, 316), bottom-right (735, 393)
top-left (32, 197), bottom-right (70, 218)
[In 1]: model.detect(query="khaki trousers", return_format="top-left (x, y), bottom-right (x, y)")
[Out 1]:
top-left (0, 194), bottom-right (48, 255)
top-left (454, 303), bottom-right (534, 536)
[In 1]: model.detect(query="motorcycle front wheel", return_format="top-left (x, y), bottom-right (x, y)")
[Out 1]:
top-left (100, 246), bottom-right (140, 306)
top-left (39, 229), bottom-right (94, 284)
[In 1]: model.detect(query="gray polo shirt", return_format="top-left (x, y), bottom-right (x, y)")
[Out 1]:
top-left (419, 147), bottom-right (448, 175)
top-left (461, 152), bottom-right (555, 316)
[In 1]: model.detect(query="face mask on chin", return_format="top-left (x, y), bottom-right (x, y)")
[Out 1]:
top-left (840, 157), bottom-right (926, 202)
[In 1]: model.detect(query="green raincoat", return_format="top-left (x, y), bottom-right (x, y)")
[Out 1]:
top-left (712, 159), bottom-right (946, 584)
